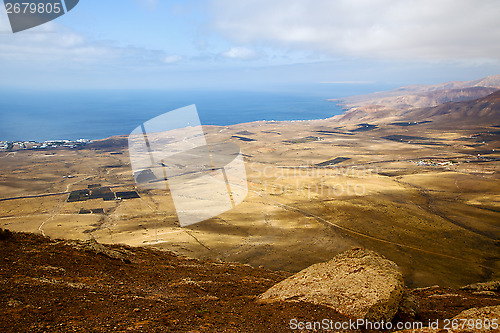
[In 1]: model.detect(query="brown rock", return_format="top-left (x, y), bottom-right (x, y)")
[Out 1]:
top-left (397, 291), bottom-right (420, 319)
top-left (460, 281), bottom-right (500, 292)
top-left (450, 305), bottom-right (500, 333)
top-left (258, 248), bottom-right (404, 321)
top-left (83, 237), bottom-right (132, 263)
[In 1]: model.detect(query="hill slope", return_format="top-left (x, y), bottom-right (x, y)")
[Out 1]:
top-left (0, 230), bottom-right (348, 332)
top-left (332, 74), bottom-right (500, 111)
top-left (333, 85), bottom-right (500, 126)
top-left (2, 230), bottom-right (500, 332)
top-left (401, 89), bottom-right (500, 125)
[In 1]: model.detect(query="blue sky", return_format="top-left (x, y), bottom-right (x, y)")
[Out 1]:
top-left (1, 0), bottom-right (500, 90)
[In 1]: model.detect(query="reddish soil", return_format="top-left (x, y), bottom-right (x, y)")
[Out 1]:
top-left (1, 230), bottom-right (499, 332)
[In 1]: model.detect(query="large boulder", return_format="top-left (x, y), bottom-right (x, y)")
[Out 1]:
top-left (257, 248), bottom-right (404, 321)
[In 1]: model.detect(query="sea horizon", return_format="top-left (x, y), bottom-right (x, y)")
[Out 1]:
top-left (0, 84), bottom-right (394, 142)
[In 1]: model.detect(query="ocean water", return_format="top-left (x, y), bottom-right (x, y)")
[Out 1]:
top-left (0, 85), bottom-right (388, 142)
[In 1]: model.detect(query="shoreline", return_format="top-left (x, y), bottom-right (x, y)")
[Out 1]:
top-left (0, 110), bottom-right (347, 152)
top-left (0, 138), bottom-right (93, 152)
top-left (0, 89), bottom-right (347, 144)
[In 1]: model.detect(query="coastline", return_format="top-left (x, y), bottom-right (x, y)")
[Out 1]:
top-left (0, 89), bottom-right (348, 143)
top-left (0, 138), bottom-right (93, 152)
top-left (0, 103), bottom-right (499, 288)
top-left (0, 106), bottom-right (347, 153)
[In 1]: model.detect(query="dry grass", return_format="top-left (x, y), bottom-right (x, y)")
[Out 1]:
top-left (1, 120), bottom-right (499, 288)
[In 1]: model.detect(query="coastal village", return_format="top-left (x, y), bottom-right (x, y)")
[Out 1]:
top-left (0, 139), bottom-right (92, 151)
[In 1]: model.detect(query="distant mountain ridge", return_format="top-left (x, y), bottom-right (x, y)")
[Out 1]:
top-left (401, 89), bottom-right (500, 125)
top-left (332, 74), bottom-right (500, 125)
top-left (332, 74), bottom-right (500, 111)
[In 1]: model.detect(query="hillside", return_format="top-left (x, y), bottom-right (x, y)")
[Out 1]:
top-left (2, 230), bottom-right (500, 332)
top-left (1, 99), bottom-right (499, 290)
top-left (400, 89), bottom-right (500, 125)
top-left (0, 229), bottom-right (344, 332)
top-left (331, 74), bottom-right (500, 112)
top-left (333, 85), bottom-right (500, 126)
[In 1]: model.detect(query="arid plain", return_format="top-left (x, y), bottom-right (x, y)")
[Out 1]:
top-left (1, 110), bottom-right (499, 288)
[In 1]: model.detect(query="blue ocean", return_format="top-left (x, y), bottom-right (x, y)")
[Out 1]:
top-left (0, 84), bottom-right (389, 142)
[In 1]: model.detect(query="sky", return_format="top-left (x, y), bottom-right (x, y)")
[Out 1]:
top-left (1, 0), bottom-right (500, 91)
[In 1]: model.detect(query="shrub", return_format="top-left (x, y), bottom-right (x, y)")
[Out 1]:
top-left (0, 228), bottom-right (12, 240)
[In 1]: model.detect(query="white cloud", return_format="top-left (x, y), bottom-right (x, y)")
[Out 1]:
top-left (0, 27), bottom-right (112, 63)
top-left (210, 0), bottom-right (500, 61)
top-left (163, 55), bottom-right (183, 64)
top-left (221, 46), bottom-right (259, 60)
top-left (0, 13), bottom-right (170, 67)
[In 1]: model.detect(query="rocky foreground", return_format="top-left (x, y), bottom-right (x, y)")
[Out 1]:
top-left (1, 229), bottom-right (500, 332)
